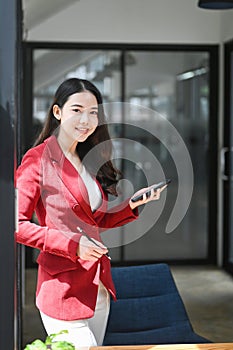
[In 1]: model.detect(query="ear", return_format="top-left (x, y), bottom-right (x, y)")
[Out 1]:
top-left (53, 104), bottom-right (61, 121)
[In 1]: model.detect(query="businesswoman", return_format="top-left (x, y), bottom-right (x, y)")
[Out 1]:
top-left (16, 78), bottom-right (165, 348)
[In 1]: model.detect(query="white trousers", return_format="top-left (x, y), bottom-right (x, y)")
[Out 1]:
top-left (39, 282), bottom-right (110, 349)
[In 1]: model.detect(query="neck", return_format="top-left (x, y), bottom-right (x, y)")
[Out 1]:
top-left (57, 131), bottom-right (78, 157)
top-left (57, 135), bottom-right (83, 173)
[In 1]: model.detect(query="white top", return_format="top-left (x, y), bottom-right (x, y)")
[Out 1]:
top-left (80, 166), bottom-right (102, 212)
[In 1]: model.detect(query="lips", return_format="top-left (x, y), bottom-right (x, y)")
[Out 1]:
top-left (75, 127), bottom-right (89, 134)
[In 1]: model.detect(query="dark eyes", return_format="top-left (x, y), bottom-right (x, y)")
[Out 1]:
top-left (72, 109), bottom-right (98, 117)
top-left (90, 110), bottom-right (98, 116)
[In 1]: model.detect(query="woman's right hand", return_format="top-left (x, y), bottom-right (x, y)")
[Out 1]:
top-left (77, 235), bottom-right (109, 261)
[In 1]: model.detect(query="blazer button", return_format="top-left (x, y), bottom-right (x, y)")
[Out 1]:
top-left (72, 203), bottom-right (79, 211)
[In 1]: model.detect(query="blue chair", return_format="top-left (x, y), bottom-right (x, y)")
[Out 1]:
top-left (103, 263), bottom-right (210, 345)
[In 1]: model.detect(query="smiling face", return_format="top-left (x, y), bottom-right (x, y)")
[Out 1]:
top-left (53, 91), bottom-right (99, 148)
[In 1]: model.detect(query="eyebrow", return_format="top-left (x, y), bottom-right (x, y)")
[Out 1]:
top-left (70, 104), bottom-right (98, 110)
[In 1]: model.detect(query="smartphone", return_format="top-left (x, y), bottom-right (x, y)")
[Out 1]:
top-left (131, 179), bottom-right (171, 202)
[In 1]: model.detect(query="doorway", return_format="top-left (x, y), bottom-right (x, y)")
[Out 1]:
top-left (22, 43), bottom-right (218, 264)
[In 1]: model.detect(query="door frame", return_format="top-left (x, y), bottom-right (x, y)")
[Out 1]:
top-left (223, 39), bottom-right (233, 275)
top-left (22, 42), bottom-right (219, 265)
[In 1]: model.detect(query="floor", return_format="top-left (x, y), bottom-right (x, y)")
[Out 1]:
top-left (22, 265), bottom-right (233, 347)
top-left (170, 265), bottom-right (233, 343)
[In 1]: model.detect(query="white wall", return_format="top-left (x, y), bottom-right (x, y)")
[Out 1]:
top-left (26, 0), bottom-right (222, 43)
top-left (221, 11), bottom-right (233, 43)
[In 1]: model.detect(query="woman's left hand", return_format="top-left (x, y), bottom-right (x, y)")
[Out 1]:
top-left (129, 184), bottom-right (167, 210)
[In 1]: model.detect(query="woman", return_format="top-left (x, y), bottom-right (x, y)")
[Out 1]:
top-left (16, 78), bottom-right (165, 348)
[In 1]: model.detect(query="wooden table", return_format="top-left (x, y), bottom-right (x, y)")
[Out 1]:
top-left (91, 344), bottom-right (233, 350)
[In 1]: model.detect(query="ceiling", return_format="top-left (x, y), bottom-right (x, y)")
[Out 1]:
top-left (22, 0), bottom-right (79, 32)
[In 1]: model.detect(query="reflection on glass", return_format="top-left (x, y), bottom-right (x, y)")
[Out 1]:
top-left (124, 51), bottom-right (209, 260)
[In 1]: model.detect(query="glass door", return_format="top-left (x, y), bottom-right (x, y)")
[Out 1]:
top-left (223, 41), bottom-right (233, 275)
top-left (26, 49), bottom-right (123, 265)
top-left (122, 50), bottom-right (212, 261)
top-left (23, 44), bottom-right (218, 265)
top-left (21, 43), bottom-right (218, 347)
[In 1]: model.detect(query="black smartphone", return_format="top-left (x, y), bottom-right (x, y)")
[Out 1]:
top-left (131, 179), bottom-right (171, 203)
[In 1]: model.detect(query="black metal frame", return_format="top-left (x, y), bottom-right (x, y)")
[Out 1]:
top-left (22, 42), bottom-right (219, 266)
top-left (0, 0), bottom-right (23, 349)
top-left (223, 39), bottom-right (233, 275)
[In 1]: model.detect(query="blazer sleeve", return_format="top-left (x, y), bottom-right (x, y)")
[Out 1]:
top-left (97, 198), bottom-right (139, 231)
top-left (16, 148), bottom-right (80, 263)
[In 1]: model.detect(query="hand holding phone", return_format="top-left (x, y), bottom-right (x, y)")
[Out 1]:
top-left (131, 179), bottom-right (171, 203)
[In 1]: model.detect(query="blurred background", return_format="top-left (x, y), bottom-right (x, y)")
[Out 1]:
top-left (1, 0), bottom-right (233, 348)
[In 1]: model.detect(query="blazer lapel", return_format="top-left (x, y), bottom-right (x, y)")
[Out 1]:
top-left (44, 135), bottom-right (96, 224)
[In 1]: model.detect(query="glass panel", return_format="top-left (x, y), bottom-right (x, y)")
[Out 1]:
top-left (33, 49), bottom-right (122, 124)
top-left (31, 49), bottom-right (210, 263)
top-left (123, 51), bottom-right (209, 260)
top-left (32, 49), bottom-right (123, 262)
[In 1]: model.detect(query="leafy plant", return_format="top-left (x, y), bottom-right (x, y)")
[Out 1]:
top-left (24, 330), bottom-right (75, 350)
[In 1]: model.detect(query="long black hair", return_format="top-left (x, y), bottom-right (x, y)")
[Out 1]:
top-left (34, 78), bottom-right (121, 196)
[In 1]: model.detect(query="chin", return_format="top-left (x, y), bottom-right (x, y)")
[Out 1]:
top-left (77, 134), bottom-right (91, 142)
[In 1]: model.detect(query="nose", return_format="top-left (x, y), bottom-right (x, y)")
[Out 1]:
top-left (79, 111), bottom-right (88, 124)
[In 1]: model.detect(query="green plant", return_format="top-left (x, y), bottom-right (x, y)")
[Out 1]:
top-left (24, 330), bottom-right (75, 350)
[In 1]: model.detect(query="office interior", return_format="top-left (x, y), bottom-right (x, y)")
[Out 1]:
top-left (2, 0), bottom-right (233, 348)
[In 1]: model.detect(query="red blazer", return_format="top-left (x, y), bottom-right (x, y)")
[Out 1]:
top-left (16, 135), bottom-right (138, 320)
